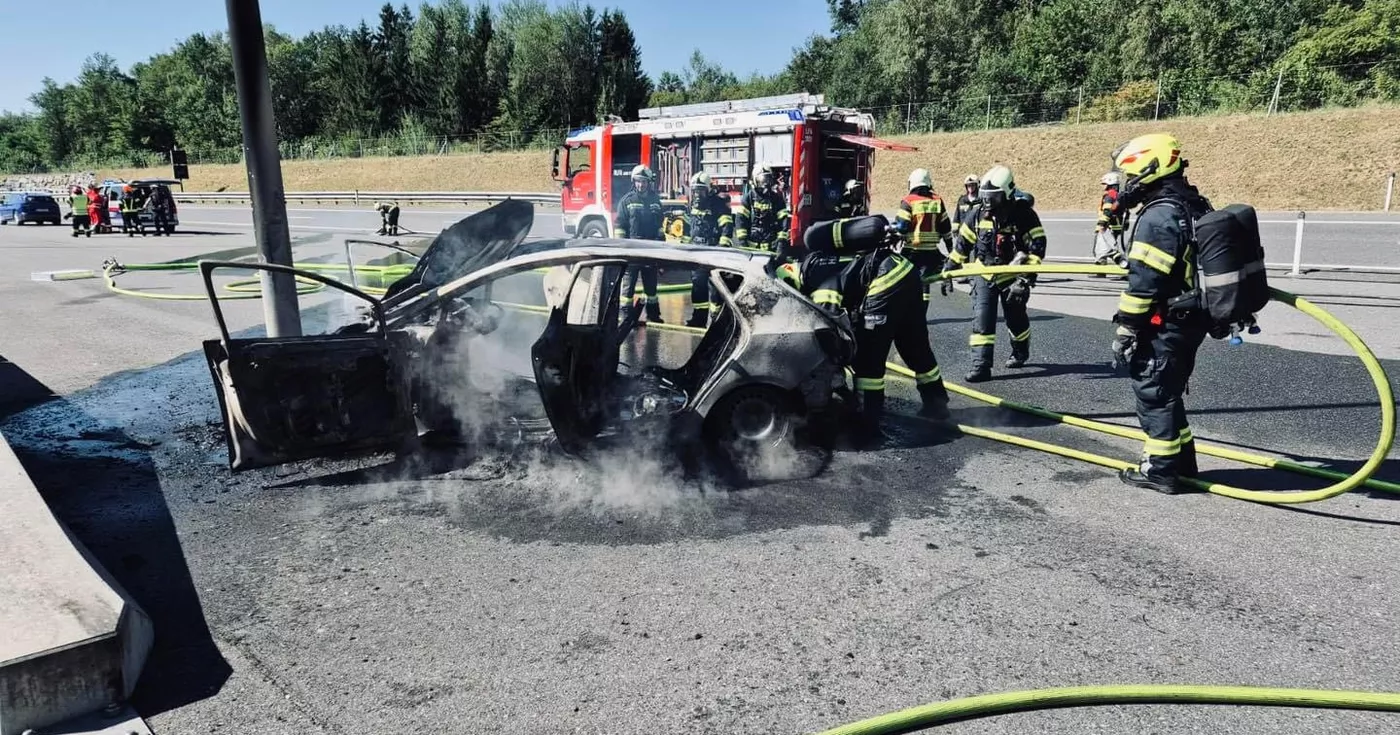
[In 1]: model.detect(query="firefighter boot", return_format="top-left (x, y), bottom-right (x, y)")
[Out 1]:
top-left (917, 381), bottom-right (951, 421)
top-left (1179, 439), bottom-right (1199, 478)
top-left (964, 366), bottom-right (991, 383)
top-left (1006, 342), bottom-right (1029, 369)
top-left (1119, 461), bottom-right (1188, 495)
top-left (685, 309), bottom-right (709, 329)
top-left (646, 301), bottom-right (664, 323)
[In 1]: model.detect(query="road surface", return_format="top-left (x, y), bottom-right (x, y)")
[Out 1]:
top-left (1, 209), bottom-right (1398, 734)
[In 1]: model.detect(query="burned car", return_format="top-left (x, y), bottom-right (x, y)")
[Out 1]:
top-left (200, 200), bottom-right (855, 481)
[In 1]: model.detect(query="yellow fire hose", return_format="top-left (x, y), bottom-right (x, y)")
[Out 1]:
top-left (810, 684), bottom-right (1400, 734)
top-left (92, 259), bottom-right (1400, 729)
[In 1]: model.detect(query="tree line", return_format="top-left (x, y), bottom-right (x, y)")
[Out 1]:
top-left (2, 0), bottom-right (1396, 174)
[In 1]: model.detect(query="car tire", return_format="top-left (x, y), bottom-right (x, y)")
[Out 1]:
top-left (705, 385), bottom-right (828, 484)
top-left (578, 220), bottom-right (608, 238)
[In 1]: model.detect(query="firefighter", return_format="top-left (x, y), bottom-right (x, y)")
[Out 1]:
top-left (376, 200), bottom-right (401, 235)
top-left (894, 168), bottom-right (952, 304)
top-left (1109, 133), bottom-right (1213, 494)
top-left (681, 171), bottom-right (735, 327)
top-left (148, 184), bottom-right (174, 236)
top-left (848, 236), bottom-right (952, 435)
top-left (954, 175), bottom-right (979, 222)
top-left (1093, 172), bottom-right (1129, 273)
top-left (119, 185), bottom-right (143, 236)
top-left (948, 164), bottom-right (1047, 382)
top-left (69, 186), bottom-right (91, 238)
top-left (735, 165), bottom-right (790, 254)
top-left (85, 185), bottom-right (104, 234)
top-left (835, 179), bottom-right (868, 219)
top-left (615, 164), bottom-right (665, 322)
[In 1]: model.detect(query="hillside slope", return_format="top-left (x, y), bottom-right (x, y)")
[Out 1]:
top-left (99, 105), bottom-right (1400, 211)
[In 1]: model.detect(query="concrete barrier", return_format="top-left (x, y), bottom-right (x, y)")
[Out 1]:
top-left (0, 431), bottom-right (153, 735)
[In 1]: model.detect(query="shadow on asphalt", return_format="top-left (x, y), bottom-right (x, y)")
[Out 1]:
top-left (0, 353), bottom-right (230, 717)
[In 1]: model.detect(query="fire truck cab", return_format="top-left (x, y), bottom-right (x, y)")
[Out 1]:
top-left (550, 93), bottom-right (915, 244)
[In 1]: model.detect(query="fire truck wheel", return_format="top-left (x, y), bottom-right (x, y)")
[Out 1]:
top-left (579, 220), bottom-right (608, 238)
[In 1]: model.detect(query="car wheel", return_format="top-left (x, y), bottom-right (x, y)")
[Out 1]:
top-left (578, 220), bottom-right (608, 238)
top-left (705, 386), bottom-right (828, 484)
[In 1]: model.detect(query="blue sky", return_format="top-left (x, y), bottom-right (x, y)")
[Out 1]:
top-left (0, 0), bottom-right (831, 114)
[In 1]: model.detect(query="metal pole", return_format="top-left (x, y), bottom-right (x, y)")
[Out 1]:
top-left (1154, 76), bottom-right (1162, 120)
top-left (985, 94), bottom-right (992, 130)
top-left (1268, 68), bottom-right (1283, 115)
top-left (1076, 87), bottom-right (1083, 124)
top-left (1290, 210), bottom-right (1306, 276)
top-left (1385, 172), bottom-right (1395, 212)
top-left (226, 0), bottom-right (300, 337)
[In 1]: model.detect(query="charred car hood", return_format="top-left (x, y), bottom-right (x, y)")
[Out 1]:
top-left (383, 199), bottom-right (535, 300)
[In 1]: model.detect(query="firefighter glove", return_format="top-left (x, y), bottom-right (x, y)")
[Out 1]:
top-left (1111, 324), bottom-right (1138, 369)
top-left (1004, 277), bottom-right (1031, 306)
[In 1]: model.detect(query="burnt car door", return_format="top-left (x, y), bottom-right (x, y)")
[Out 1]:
top-left (200, 261), bottom-right (413, 471)
top-left (530, 260), bottom-right (627, 452)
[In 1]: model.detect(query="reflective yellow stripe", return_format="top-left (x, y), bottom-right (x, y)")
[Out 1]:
top-left (811, 288), bottom-right (841, 305)
top-left (1129, 241), bottom-right (1175, 274)
top-left (867, 258), bottom-right (913, 296)
top-left (1026, 254), bottom-right (1042, 265)
top-left (914, 366), bottom-right (942, 385)
top-left (948, 250), bottom-right (967, 264)
top-left (735, 228), bottom-right (748, 238)
top-left (895, 209), bottom-right (912, 221)
top-left (1179, 427), bottom-right (1194, 442)
top-left (1117, 292), bottom-right (1153, 314)
top-left (969, 333), bottom-right (997, 346)
top-left (959, 223), bottom-right (977, 243)
top-left (718, 237), bottom-right (733, 246)
top-left (718, 215), bottom-right (733, 225)
top-left (736, 206), bottom-right (750, 216)
top-left (977, 220), bottom-right (994, 230)
top-left (1010, 328), bottom-right (1030, 342)
top-left (1027, 226), bottom-right (1046, 239)
top-left (833, 221), bottom-right (844, 249)
top-left (1144, 437), bottom-right (1182, 456)
top-left (855, 377), bottom-right (886, 391)
top-left (912, 200), bottom-right (942, 214)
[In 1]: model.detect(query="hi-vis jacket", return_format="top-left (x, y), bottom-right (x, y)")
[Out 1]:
top-left (735, 188), bottom-right (789, 247)
top-left (614, 188), bottom-right (664, 240)
top-left (1096, 188), bottom-right (1129, 233)
top-left (951, 200), bottom-right (1048, 285)
top-left (681, 191), bottom-right (734, 246)
top-left (1113, 185), bottom-right (1213, 329)
top-left (895, 189), bottom-right (951, 250)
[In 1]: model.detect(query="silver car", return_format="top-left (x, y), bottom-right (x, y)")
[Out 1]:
top-left (200, 201), bottom-right (854, 482)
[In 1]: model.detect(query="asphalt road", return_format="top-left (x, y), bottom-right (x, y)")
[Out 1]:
top-left (1, 211), bottom-right (1399, 734)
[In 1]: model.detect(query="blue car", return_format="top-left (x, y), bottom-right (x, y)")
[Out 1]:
top-left (0, 192), bottom-right (64, 226)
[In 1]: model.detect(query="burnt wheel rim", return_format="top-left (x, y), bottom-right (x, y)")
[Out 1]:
top-left (729, 394), bottom-right (785, 443)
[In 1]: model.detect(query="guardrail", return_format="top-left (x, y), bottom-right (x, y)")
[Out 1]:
top-left (172, 190), bottom-right (558, 205)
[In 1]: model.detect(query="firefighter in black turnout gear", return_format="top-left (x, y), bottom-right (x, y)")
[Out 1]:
top-left (681, 171), bottom-right (735, 327)
top-left (736, 165), bottom-right (790, 254)
top-left (949, 165), bottom-right (1047, 382)
top-left (835, 179), bottom-right (869, 219)
top-left (799, 216), bottom-right (952, 439)
top-left (615, 164), bottom-right (665, 322)
top-left (954, 175), bottom-right (979, 222)
top-left (1109, 133), bottom-right (1214, 494)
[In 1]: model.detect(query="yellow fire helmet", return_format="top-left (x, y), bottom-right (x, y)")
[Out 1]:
top-left (1112, 133), bottom-right (1183, 188)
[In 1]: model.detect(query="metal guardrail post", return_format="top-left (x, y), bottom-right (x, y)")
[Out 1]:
top-left (1290, 210), bottom-right (1306, 276)
top-left (1386, 172), bottom-right (1395, 212)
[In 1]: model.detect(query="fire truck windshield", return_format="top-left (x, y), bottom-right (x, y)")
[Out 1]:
top-left (566, 143), bottom-right (592, 177)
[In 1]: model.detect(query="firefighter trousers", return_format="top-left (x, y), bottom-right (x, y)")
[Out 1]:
top-left (969, 278), bottom-right (1030, 370)
top-left (623, 266), bottom-right (662, 320)
top-left (904, 249), bottom-right (946, 304)
top-left (852, 314), bottom-right (948, 425)
top-left (690, 268), bottom-right (712, 318)
top-left (1129, 319), bottom-right (1206, 479)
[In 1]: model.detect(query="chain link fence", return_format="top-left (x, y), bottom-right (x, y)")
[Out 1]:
top-left (861, 59), bottom-right (1399, 135)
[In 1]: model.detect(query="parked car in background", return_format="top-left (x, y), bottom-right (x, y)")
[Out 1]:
top-left (100, 178), bottom-right (181, 234)
top-left (0, 192), bottom-right (63, 225)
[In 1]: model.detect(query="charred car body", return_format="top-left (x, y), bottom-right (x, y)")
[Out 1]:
top-left (200, 200), bottom-right (855, 481)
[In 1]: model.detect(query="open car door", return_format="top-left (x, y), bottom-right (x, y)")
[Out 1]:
top-left (530, 260), bottom-right (627, 453)
top-left (200, 261), bottom-right (414, 471)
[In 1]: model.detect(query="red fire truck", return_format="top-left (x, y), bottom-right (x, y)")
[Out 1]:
top-left (550, 93), bottom-right (916, 243)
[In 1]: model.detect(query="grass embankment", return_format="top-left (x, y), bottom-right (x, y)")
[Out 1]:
top-left (101, 105), bottom-right (1400, 211)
